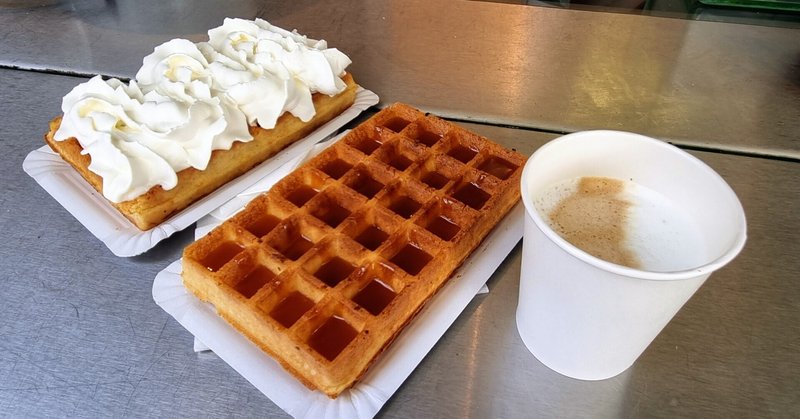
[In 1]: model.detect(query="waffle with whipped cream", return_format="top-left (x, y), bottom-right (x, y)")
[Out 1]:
top-left (45, 18), bottom-right (357, 231)
top-left (181, 103), bottom-right (525, 397)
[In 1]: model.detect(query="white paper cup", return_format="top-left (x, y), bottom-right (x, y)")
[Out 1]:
top-left (517, 130), bottom-right (747, 380)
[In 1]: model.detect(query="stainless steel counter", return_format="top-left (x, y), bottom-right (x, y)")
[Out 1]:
top-left (2, 0), bottom-right (799, 157)
top-left (1, 1), bottom-right (799, 417)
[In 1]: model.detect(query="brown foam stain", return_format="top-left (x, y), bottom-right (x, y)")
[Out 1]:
top-left (548, 177), bottom-right (641, 269)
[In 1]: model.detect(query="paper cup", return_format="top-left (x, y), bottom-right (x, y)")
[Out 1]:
top-left (517, 130), bottom-right (746, 380)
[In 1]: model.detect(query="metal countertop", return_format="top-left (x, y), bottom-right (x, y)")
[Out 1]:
top-left (2, 66), bottom-right (798, 418)
top-left (1, 1), bottom-right (799, 417)
top-left (1, 0), bottom-right (798, 157)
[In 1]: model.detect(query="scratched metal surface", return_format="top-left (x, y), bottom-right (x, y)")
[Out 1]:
top-left (0, 0), bottom-right (798, 158)
top-left (1, 68), bottom-right (798, 417)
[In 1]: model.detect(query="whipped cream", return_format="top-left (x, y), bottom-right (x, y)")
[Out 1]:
top-left (54, 18), bottom-right (351, 203)
top-left (198, 18), bottom-right (351, 128)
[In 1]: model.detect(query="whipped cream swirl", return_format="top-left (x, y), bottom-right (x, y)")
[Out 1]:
top-left (198, 18), bottom-right (350, 128)
top-left (54, 18), bottom-right (351, 203)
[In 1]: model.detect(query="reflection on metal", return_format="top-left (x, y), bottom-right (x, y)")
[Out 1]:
top-left (475, 0), bottom-right (800, 28)
top-left (0, 1), bottom-right (797, 159)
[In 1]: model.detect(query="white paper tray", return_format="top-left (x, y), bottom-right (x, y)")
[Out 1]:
top-left (152, 203), bottom-right (523, 418)
top-left (22, 88), bottom-right (378, 257)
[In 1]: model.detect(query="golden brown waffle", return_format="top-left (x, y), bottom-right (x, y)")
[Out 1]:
top-left (181, 103), bottom-right (525, 397)
top-left (44, 73), bottom-right (357, 231)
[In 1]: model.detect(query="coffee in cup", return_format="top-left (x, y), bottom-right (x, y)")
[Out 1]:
top-left (517, 130), bottom-right (747, 380)
top-left (534, 175), bottom-right (707, 272)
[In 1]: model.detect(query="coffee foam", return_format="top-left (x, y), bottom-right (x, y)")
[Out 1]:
top-left (534, 177), bottom-right (707, 272)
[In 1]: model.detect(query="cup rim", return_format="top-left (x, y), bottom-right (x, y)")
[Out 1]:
top-left (520, 130), bottom-right (748, 281)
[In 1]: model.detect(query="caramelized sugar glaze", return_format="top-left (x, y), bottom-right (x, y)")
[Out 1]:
top-left (181, 103), bottom-right (526, 397)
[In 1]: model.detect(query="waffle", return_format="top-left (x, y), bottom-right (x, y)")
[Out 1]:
top-left (181, 103), bottom-right (525, 397)
top-left (44, 73), bottom-right (357, 231)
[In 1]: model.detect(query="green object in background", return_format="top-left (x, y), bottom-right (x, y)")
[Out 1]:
top-left (698, 0), bottom-right (800, 11)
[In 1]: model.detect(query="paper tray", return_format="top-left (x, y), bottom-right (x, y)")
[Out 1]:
top-left (152, 203), bottom-right (523, 418)
top-left (22, 87), bottom-right (378, 257)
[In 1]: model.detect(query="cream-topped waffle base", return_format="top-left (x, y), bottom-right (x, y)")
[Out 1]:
top-left (181, 103), bottom-right (525, 397)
